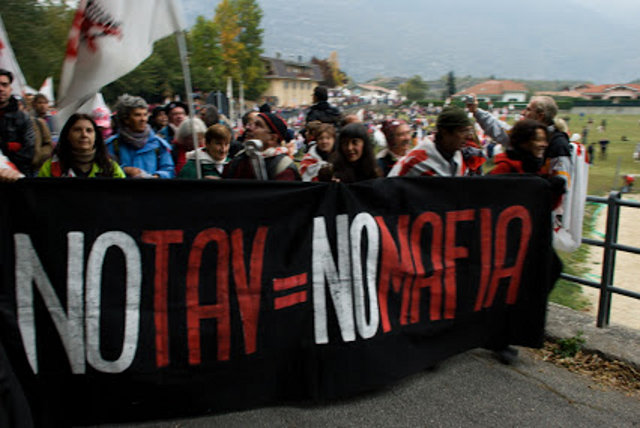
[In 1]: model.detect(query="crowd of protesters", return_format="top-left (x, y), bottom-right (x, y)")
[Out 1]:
top-left (0, 67), bottom-right (573, 200)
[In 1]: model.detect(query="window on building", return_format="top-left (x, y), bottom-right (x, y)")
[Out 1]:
top-left (284, 81), bottom-right (289, 89)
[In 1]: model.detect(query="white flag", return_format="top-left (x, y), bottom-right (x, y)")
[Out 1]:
top-left (57, 0), bottom-right (185, 110)
top-left (0, 14), bottom-right (28, 96)
top-left (39, 77), bottom-right (55, 104)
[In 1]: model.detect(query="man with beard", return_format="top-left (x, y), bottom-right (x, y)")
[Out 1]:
top-left (106, 94), bottom-right (174, 178)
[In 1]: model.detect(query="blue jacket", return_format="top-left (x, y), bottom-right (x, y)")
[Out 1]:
top-left (106, 129), bottom-right (175, 178)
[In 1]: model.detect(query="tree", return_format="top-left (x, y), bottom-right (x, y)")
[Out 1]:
top-left (0, 0), bottom-right (74, 91)
top-left (235, 0), bottom-right (267, 100)
top-left (446, 71), bottom-right (457, 97)
top-left (189, 16), bottom-right (223, 93)
top-left (102, 35), bottom-right (183, 105)
top-left (399, 75), bottom-right (429, 101)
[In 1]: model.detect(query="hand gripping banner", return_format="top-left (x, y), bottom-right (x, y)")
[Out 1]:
top-left (0, 176), bottom-right (556, 426)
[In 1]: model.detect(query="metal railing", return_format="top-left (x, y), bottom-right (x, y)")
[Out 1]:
top-left (560, 191), bottom-right (640, 327)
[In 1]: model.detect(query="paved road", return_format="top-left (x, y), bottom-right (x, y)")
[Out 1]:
top-left (100, 347), bottom-right (640, 428)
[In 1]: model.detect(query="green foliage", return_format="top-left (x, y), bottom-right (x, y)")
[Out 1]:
top-left (235, 0), bottom-right (267, 99)
top-left (554, 332), bottom-right (586, 358)
top-left (399, 75), bottom-right (429, 101)
top-left (0, 0), bottom-right (74, 91)
top-left (446, 71), bottom-right (456, 98)
top-left (213, 0), bottom-right (266, 101)
top-left (102, 36), bottom-right (183, 105)
top-left (189, 16), bottom-right (223, 93)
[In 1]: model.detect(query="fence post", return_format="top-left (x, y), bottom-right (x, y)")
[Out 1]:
top-left (596, 191), bottom-right (620, 327)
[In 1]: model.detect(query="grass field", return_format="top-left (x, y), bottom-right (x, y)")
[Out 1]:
top-left (549, 113), bottom-right (640, 310)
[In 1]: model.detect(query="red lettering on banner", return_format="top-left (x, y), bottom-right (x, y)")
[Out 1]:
top-left (443, 210), bottom-right (475, 319)
top-left (141, 230), bottom-right (184, 368)
top-left (231, 227), bottom-right (268, 355)
top-left (186, 229), bottom-right (230, 364)
top-left (409, 212), bottom-right (444, 323)
top-left (484, 206), bottom-right (532, 308)
top-left (375, 216), bottom-right (414, 332)
top-left (474, 209), bottom-right (493, 311)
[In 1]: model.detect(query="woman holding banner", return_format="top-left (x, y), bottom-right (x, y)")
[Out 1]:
top-left (38, 113), bottom-right (125, 178)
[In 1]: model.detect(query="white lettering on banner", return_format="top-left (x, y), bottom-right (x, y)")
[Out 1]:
top-left (313, 215), bottom-right (354, 344)
top-left (350, 213), bottom-right (380, 339)
top-left (85, 232), bottom-right (141, 373)
top-left (312, 214), bottom-right (382, 344)
top-left (15, 233), bottom-right (86, 374)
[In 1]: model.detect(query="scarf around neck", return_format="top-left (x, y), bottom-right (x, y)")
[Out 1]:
top-left (119, 125), bottom-right (151, 150)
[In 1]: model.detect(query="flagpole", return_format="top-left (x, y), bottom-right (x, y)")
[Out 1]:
top-left (175, 30), bottom-right (202, 179)
top-left (240, 80), bottom-right (245, 119)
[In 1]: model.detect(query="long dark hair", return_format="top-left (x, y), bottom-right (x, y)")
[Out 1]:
top-left (56, 113), bottom-right (115, 177)
top-left (330, 123), bottom-right (381, 183)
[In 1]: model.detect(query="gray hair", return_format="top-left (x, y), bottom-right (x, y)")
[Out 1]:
top-left (176, 117), bottom-right (207, 142)
top-left (115, 94), bottom-right (148, 127)
top-left (530, 96), bottom-right (558, 125)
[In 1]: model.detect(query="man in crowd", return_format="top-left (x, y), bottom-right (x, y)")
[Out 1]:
top-left (224, 112), bottom-right (300, 181)
top-left (106, 94), bottom-right (174, 178)
top-left (160, 101), bottom-right (188, 144)
top-left (32, 93), bottom-right (55, 133)
top-left (389, 107), bottom-right (473, 177)
top-left (305, 86), bottom-right (342, 126)
top-left (0, 69), bottom-right (35, 176)
top-left (377, 119), bottom-right (413, 176)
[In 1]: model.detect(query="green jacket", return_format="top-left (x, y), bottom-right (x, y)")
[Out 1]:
top-left (38, 157), bottom-right (126, 178)
top-left (178, 149), bottom-right (229, 179)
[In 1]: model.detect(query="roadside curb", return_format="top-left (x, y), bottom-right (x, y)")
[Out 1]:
top-left (545, 302), bottom-right (640, 369)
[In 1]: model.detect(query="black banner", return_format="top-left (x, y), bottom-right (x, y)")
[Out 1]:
top-left (0, 176), bottom-right (555, 426)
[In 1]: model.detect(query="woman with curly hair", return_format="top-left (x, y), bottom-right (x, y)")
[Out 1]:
top-left (489, 119), bottom-right (548, 175)
top-left (324, 123), bottom-right (381, 183)
top-left (38, 113), bottom-right (125, 178)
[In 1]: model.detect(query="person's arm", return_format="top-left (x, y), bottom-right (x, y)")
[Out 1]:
top-left (465, 94), bottom-right (511, 147)
top-left (153, 147), bottom-right (175, 178)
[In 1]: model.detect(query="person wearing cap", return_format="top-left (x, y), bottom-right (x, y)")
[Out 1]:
top-left (223, 112), bottom-right (301, 181)
top-left (106, 94), bottom-right (174, 178)
top-left (377, 119), bottom-right (412, 176)
top-left (91, 106), bottom-right (113, 141)
top-left (389, 107), bottom-right (474, 177)
top-left (149, 106), bottom-right (168, 132)
top-left (0, 69), bottom-right (35, 176)
top-left (159, 101), bottom-right (188, 144)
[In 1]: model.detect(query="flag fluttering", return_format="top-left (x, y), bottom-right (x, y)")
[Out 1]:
top-left (0, 14), bottom-right (29, 96)
top-left (39, 77), bottom-right (55, 104)
top-left (57, 0), bottom-right (185, 111)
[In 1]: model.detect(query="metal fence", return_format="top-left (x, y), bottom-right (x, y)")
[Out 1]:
top-left (560, 191), bottom-right (640, 327)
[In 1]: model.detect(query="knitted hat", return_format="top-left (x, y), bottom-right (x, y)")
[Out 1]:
top-left (258, 112), bottom-right (288, 143)
top-left (436, 107), bottom-right (472, 129)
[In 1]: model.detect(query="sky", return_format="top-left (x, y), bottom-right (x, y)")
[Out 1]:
top-left (60, 0), bottom-right (640, 83)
